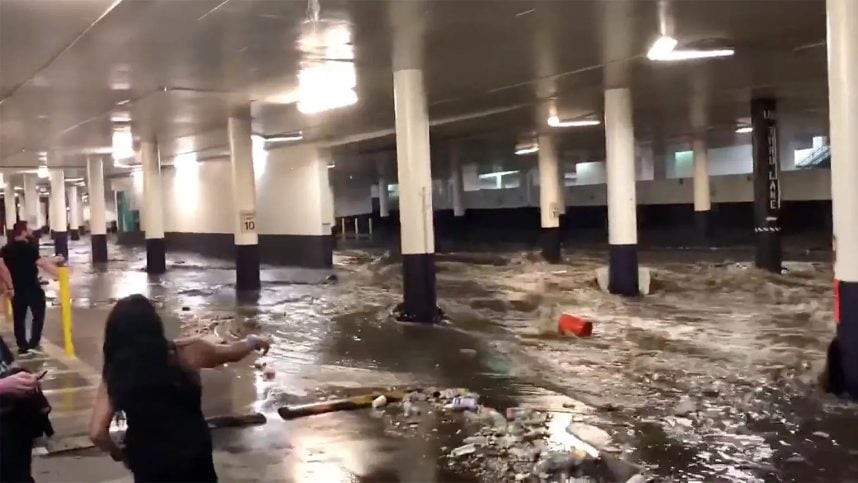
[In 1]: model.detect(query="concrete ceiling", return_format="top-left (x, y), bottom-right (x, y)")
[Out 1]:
top-left (0, 0), bottom-right (829, 178)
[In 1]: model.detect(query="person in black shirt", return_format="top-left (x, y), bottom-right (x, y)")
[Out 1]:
top-left (0, 222), bottom-right (59, 355)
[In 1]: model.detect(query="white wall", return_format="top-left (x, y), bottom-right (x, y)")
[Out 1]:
top-left (114, 143), bottom-right (333, 237)
top-left (256, 143), bottom-right (330, 236)
top-left (672, 145), bottom-right (753, 178)
top-left (162, 159), bottom-right (233, 233)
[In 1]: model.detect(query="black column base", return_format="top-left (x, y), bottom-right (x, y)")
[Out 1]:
top-left (235, 244), bottom-right (261, 291)
top-left (829, 281), bottom-right (858, 399)
top-left (541, 227), bottom-right (562, 264)
top-left (91, 234), bottom-right (108, 263)
top-left (54, 231), bottom-right (68, 259)
top-left (395, 253), bottom-right (440, 323)
top-left (754, 229), bottom-right (782, 273)
top-left (146, 238), bottom-right (167, 274)
top-left (609, 244), bottom-right (639, 296)
top-left (694, 210), bottom-right (711, 244)
top-left (70, 229), bottom-right (80, 241)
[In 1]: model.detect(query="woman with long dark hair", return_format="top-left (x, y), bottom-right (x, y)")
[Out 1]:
top-left (89, 294), bottom-right (269, 482)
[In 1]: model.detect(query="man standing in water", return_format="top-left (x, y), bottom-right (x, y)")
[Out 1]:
top-left (1, 222), bottom-right (59, 355)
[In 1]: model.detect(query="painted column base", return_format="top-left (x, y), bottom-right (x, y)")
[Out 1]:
top-left (91, 234), bottom-right (108, 263)
top-left (54, 232), bottom-right (68, 259)
top-left (146, 238), bottom-right (167, 274)
top-left (235, 244), bottom-right (261, 291)
top-left (70, 229), bottom-right (80, 241)
top-left (754, 230), bottom-right (782, 273)
top-left (396, 253), bottom-right (440, 323)
top-left (830, 281), bottom-right (858, 399)
top-left (541, 227), bottom-right (562, 264)
top-left (608, 244), bottom-right (639, 296)
top-left (694, 210), bottom-right (711, 243)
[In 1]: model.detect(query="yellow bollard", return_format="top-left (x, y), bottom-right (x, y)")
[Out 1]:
top-left (58, 266), bottom-right (75, 358)
top-left (4, 296), bottom-right (11, 323)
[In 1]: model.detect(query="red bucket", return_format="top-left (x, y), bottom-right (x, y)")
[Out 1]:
top-left (558, 313), bottom-right (593, 337)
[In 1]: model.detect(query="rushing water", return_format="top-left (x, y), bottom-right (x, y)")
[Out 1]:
top-left (55, 239), bottom-right (858, 481)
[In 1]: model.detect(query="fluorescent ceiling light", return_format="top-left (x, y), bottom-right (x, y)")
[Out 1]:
top-left (66, 177), bottom-right (84, 183)
top-left (736, 126), bottom-right (753, 134)
top-left (647, 35), bottom-right (734, 61)
top-left (37, 166), bottom-right (49, 178)
top-left (296, 23), bottom-right (358, 115)
top-left (647, 35), bottom-right (678, 60)
top-left (110, 111), bottom-right (132, 123)
top-left (478, 170), bottom-right (518, 178)
top-left (547, 116), bottom-right (601, 128)
top-left (265, 132), bottom-right (303, 143)
top-left (515, 145), bottom-right (539, 155)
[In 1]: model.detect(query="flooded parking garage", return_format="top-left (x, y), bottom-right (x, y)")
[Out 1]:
top-left (2, 0), bottom-right (858, 481)
top-left (21, 239), bottom-right (853, 482)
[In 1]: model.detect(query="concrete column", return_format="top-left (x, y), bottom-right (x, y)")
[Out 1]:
top-left (605, 87), bottom-right (639, 296)
top-left (450, 149), bottom-right (465, 218)
top-left (692, 136), bottom-right (712, 240)
top-left (827, 0), bottom-right (858, 398)
top-left (49, 170), bottom-right (68, 258)
top-left (378, 176), bottom-right (390, 218)
top-left (68, 184), bottom-right (81, 240)
top-left (87, 156), bottom-right (108, 263)
top-left (228, 113), bottom-right (260, 291)
top-left (37, 197), bottom-right (47, 238)
top-left (538, 134), bottom-right (562, 263)
top-left (4, 176), bottom-right (16, 234)
top-left (751, 99), bottom-right (782, 273)
top-left (22, 174), bottom-right (39, 239)
top-left (141, 140), bottom-right (166, 274)
top-left (393, 69), bottom-right (437, 323)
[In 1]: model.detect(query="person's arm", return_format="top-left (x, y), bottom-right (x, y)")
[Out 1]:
top-left (35, 257), bottom-right (60, 279)
top-left (179, 336), bottom-right (270, 370)
top-left (89, 381), bottom-right (124, 461)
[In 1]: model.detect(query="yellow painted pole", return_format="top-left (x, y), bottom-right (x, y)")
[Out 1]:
top-left (4, 296), bottom-right (11, 323)
top-left (58, 266), bottom-right (75, 358)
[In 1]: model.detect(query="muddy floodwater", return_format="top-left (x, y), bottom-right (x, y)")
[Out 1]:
top-left (56, 242), bottom-right (858, 482)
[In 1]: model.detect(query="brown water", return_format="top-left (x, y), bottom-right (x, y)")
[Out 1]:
top-left (52, 240), bottom-right (858, 482)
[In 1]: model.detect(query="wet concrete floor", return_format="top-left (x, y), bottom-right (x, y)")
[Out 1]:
top-left (18, 235), bottom-right (858, 482)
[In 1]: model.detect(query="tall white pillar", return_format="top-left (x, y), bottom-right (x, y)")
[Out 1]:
top-left (4, 176), bottom-right (16, 234)
top-left (378, 176), bottom-right (390, 218)
top-left (22, 174), bottom-right (38, 237)
top-left (49, 169), bottom-right (69, 258)
top-left (87, 156), bottom-right (108, 263)
top-left (605, 87), bottom-right (639, 296)
top-left (141, 140), bottom-right (166, 274)
top-left (538, 134), bottom-right (562, 263)
top-left (450, 148), bottom-right (465, 218)
top-left (36, 195), bottom-right (46, 236)
top-left (68, 184), bottom-right (81, 240)
top-left (692, 136), bottom-right (712, 240)
top-left (826, 0), bottom-right (858, 398)
top-left (393, 68), bottom-right (437, 323)
top-left (228, 113), bottom-right (260, 291)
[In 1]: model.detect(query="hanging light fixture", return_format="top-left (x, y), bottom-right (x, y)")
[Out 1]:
top-left (547, 116), bottom-right (601, 128)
